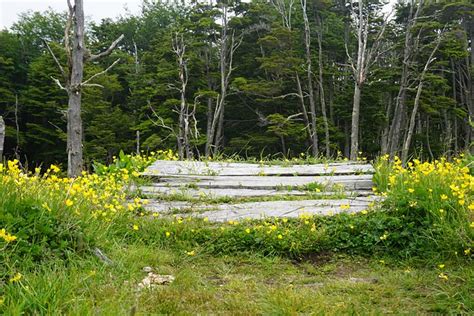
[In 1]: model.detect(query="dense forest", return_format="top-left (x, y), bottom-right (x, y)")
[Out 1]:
top-left (0, 0), bottom-right (473, 168)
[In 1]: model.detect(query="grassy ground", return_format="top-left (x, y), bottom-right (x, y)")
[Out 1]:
top-left (1, 154), bottom-right (473, 314)
top-left (5, 245), bottom-right (473, 315)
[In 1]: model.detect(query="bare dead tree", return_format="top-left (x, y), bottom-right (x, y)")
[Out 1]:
top-left (401, 31), bottom-right (443, 163)
top-left (387, 0), bottom-right (423, 157)
top-left (300, 0), bottom-right (319, 157)
top-left (172, 32), bottom-right (192, 159)
top-left (347, 0), bottom-right (390, 160)
top-left (315, 13), bottom-right (331, 158)
top-left (206, 3), bottom-right (242, 156)
top-left (44, 0), bottom-right (123, 177)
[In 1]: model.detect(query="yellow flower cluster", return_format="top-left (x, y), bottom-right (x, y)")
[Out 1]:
top-left (384, 156), bottom-right (473, 203)
top-left (0, 228), bottom-right (17, 243)
top-left (0, 151), bottom-right (174, 223)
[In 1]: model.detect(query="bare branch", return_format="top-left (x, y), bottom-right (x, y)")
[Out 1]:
top-left (148, 103), bottom-right (176, 135)
top-left (81, 58), bottom-right (120, 87)
top-left (88, 34), bottom-right (125, 61)
top-left (82, 83), bottom-right (104, 88)
top-left (43, 39), bottom-right (67, 82)
top-left (51, 76), bottom-right (67, 90)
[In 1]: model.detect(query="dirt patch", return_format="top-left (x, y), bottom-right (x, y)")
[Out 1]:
top-left (292, 251), bottom-right (334, 266)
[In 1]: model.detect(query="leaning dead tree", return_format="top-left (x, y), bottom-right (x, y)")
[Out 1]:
top-left (0, 116), bottom-right (5, 160)
top-left (45, 0), bottom-right (123, 177)
top-left (347, 0), bottom-right (389, 160)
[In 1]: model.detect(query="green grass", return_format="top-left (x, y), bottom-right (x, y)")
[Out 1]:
top-left (1, 154), bottom-right (473, 314)
top-left (2, 246), bottom-right (473, 315)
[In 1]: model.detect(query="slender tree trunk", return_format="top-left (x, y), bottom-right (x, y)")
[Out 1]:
top-left (401, 36), bottom-right (440, 164)
top-left (401, 82), bottom-right (423, 163)
top-left (468, 26), bottom-right (474, 153)
top-left (215, 105), bottom-right (225, 150)
top-left (0, 116), bottom-right (5, 160)
top-left (316, 15), bottom-right (330, 158)
top-left (173, 33), bottom-right (190, 160)
top-left (381, 94), bottom-right (392, 154)
top-left (14, 94), bottom-right (20, 158)
top-left (205, 97), bottom-right (213, 157)
top-left (350, 82), bottom-right (362, 160)
top-left (67, 0), bottom-right (85, 177)
top-left (296, 73), bottom-right (317, 156)
top-left (301, 0), bottom-right (319, 157)
top-left (387, 2), bottom-right (419, 158)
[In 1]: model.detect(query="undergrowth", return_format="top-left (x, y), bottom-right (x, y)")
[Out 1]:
top-left (0, 152), bottom-right (473, 313)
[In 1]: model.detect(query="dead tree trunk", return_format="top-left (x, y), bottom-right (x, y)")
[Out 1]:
top-left (206, 4), bottom-right (241, 156)
top-left (67, 0), bottom-right (85, 177)
top-left (300, 0), bottom-right (319, 157)
top-left (173, 33), bottom-right (192, 160)
top-left (316, 14), bottom-right (330, 158)
top-left (347, 0), bottom-right (388, 160)
top-left (0, 116), bottom-right (5, 160)
top-left (388, 0), bottom-right (422, 158)
top-left (295, 73), bottom-right (313, 150)
top-left (45, 0), bottom-right (123, 177)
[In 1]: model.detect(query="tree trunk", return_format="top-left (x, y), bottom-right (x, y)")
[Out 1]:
top-left (67, 91), bottom-right (83, 177)
top-left (401, 34), bottom-right (440, 164)
top-left (205, 97), bottom-right (213, 157)
top-left (380, 94), bottom-right (392, 155)
top-left (301, 0), bottom-right (319, 157)
top-left (401, 82), bottom-right (423, 163)
top-left (316, 15), bottom-right (330, 158)
top-left (468, 25), bottom-right (474, 153)
top-left (296, 73), bottom-right (317, 156)
top-left (388, 0), bottom-right (422, 158)
top-left (350, 82), bottom-right (361, 160)
top-left (0, 116), bottom-right (5, 160)
top-left (67, 0), bottom-right (85, 177)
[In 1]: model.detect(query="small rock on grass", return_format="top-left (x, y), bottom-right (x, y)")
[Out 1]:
top-left (138, 273), bottom-right (175, 290)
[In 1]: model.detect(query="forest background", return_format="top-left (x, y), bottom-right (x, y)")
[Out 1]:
top-left (0, 0), bottom-right (473, 167)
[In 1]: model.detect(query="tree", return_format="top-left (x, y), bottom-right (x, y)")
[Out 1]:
top-left (347, 0), bottom-right (388, 160)
top-left (45, 0), bottom-right (123, 177)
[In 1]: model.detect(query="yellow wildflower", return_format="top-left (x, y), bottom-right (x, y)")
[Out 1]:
top-left (438, 273), bottom-right (448, 281)
top-left (9, 273), bottom-right (22, 283)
